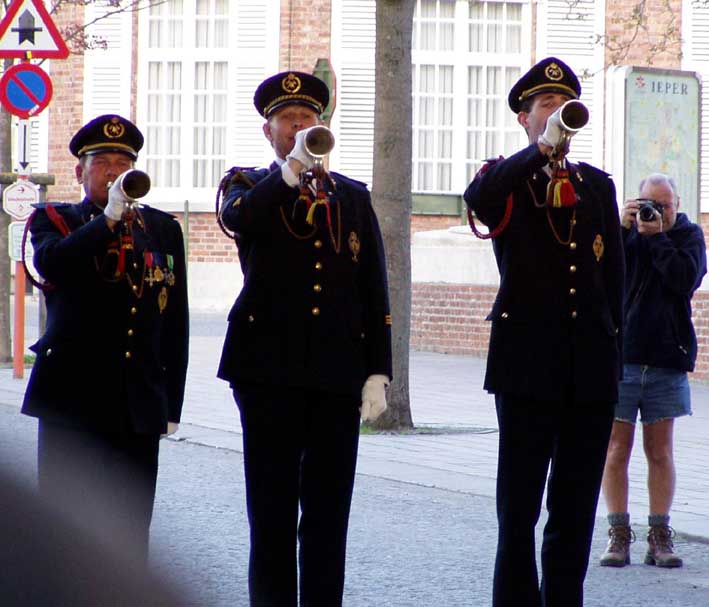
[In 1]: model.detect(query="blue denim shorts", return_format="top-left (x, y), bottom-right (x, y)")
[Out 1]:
top-left (615, 364), bottom-right (692, 424)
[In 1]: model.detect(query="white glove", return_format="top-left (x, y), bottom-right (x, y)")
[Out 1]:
top-left (104, 179), bottom-right (128, 221)
top-left (537, 106), bottom-right (570, 149)
top-left (361, 374), bottom-right (389, 422)
top-left (161, 422), bottom-right (179, 439)
top-left (286, 127), bottom-right (315, 170)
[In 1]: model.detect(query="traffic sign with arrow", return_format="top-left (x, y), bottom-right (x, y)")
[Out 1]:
top-left (16, 119), bottom-right (30, 172)
top-left (2, 178), bottom-right (38, 220)
top-left (0, 0), bottom-right (70, 59)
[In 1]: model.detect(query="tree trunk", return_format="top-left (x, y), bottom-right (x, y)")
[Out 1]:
top-left (0, 58), bottom-right (14, 363)
top-left (369, 0), bottom-right (415, 431)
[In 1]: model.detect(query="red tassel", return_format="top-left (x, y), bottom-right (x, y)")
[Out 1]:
top-left (559, 179), bottom-right (577, 206)
top-left (546, 168), bottom-right (577, 207)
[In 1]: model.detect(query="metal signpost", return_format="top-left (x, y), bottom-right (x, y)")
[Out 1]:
top-left (0, 0), bottom-right (68, 377)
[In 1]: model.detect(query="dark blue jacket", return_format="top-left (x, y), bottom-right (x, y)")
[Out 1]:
top-left (464, 144), bottom-right (625, 404)
top-left (217, 164), bottom-right (392, 395)
top-left (22, 199), bottom-right (189, 434)
top-left (622, 212), bottom-right (706, 371)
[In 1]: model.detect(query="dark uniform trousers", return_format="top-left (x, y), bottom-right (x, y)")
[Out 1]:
top-left (38, 420), bottom-right (160, 562)
top-left (493, 390), bottom-right (614, 607)
top-left (463, 144), bottom-right (623, 607)
top-left (233, 382), bottom-right (361, 607)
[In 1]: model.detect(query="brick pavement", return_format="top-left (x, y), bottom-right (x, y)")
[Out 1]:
top-left (2, 310), bottom-right (708, 540)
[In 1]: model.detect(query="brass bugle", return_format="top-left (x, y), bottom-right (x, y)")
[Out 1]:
top-left (304, 126), bottom-right (335, 159)
top-left (107, 169), bottom-right (151, 201)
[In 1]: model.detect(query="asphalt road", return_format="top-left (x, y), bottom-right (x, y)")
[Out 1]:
top-left (2, 404), bottom-right (709, 606)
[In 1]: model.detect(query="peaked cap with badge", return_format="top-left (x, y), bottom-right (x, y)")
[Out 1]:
top-left (254, 71), bottom-right (329, 118)
top-left (508, 57), bottom-right (581, 113)
top-left (69, 114), bottom-right (144, 161)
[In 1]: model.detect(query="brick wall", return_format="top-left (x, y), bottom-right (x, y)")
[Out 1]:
top-left (279, 0), bottom-right (331, 70)
top-left (411, 284), bottom-right (496, 357)
top-left (172, 212), bottom-right (239, 264)
top-left (48, 4), bottom-right (85, 202)
top-left (605, 0), bottom-right (682, 68)
top-left (411, 215), bottom-right (462, 233)
top-left (411, 283), bottom-right (709, 383)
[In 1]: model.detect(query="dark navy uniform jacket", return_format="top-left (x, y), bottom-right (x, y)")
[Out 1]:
top-left (623, 212), bottom-right (706, 372)
top-left (464, 144), bottom-right (625, 404)
top-left (217, 164), bottom-right (392, 395)
top-left (22, 199), bottom-right (189, 434)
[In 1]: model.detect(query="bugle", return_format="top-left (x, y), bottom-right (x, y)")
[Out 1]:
top-left (303, 126), bottom-right (335, 176)
top-left (107, 169), bottom-right (151, 203)
top-left (551, 100), bottom-right (589, 160)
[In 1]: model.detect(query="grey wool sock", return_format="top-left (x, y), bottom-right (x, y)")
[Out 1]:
top-left (648, 514), bottom-right (670, 527)
top-left (608, 512), bottom-right (630, 527)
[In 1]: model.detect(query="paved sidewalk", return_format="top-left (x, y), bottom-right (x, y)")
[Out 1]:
top-left (2, 309), bottom-right (709, 540)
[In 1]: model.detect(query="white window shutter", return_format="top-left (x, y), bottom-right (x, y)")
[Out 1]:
top-left (82, 3), bottom-right (132, 120)
top-left (229, 0), bottom-right (280, 167)
top-left (330, 0), bottom-right (376, 185)
top-left (682, 1), bottom-right (709, 213)
top-left (537, 0), bottom-right (605, 168)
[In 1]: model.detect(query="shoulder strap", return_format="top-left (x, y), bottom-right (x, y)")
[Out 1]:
top-left (215, 167), bottom-right (259, 241)
top-left (44, 203), bottom-right (72, 236)
top-left (22, 204), bottom-right (74, 292)
top-left (467, 157), bottom-right (513, 240)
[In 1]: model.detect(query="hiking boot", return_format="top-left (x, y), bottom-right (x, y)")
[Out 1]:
top-left (645, 525), bottom-right (683, 568)
top-left (599, 524), bottom-right (635, 567)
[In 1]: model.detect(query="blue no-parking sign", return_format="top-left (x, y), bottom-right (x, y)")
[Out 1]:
top-left (0, 62), bottom-right (52, 118)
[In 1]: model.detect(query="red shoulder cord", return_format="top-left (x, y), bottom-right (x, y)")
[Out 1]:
top-left (22, 205), bottom-right (72, 292)
top-left (467, 157), bottom-right (514, 240)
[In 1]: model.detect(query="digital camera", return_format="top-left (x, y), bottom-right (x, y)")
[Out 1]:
top-left (637, 199), bottom-right (663, 222)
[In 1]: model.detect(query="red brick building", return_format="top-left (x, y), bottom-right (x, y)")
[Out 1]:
top-left (19, 0), bottom-right (709, 378)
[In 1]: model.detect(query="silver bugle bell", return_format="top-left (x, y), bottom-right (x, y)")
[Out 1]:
top-left (558, 100), bottom-right (589, 132)
top-left (107, 169), bottom-right (151, 202)
top-left (551, 100), bottom-right (589, 160)
top-left (303, 125), bottom-right (335, 159)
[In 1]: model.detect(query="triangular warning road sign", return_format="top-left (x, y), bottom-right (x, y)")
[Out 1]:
top-left (0, 0), bottom-right (70, 59)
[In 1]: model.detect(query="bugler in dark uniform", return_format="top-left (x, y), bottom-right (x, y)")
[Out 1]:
top-left (464, 58), bottom-right (624, 607)
top-left (22, 114), bottom-right (189, 560)
top-left (217, 71), bottom-right (392, 606)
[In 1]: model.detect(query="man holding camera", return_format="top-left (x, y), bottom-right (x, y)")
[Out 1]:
top-left (600, 173), bottom-right (706, 568)
top-left (464, 57), bottom-right (624, 607)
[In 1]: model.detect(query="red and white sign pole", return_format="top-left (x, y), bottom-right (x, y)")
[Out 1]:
top-left (13, 262), bottom-right (25, 378)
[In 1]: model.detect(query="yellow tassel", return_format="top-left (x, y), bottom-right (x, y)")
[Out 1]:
top-left (305, 198), bottom-right (327, 225)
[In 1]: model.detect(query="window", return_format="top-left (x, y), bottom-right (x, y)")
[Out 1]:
top-left (142, 0), bottom-right (227, 189)
top-left (137, 0), bottom-right (278, 210)
top-left (412, 0), bottom-right (530, 193)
